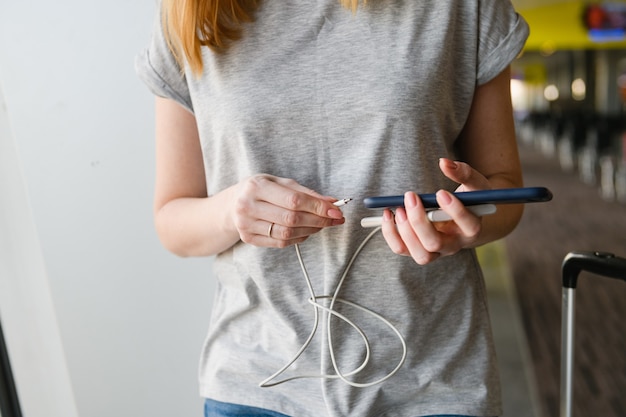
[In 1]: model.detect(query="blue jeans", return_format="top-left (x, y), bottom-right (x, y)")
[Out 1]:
top-left (204, 399), bottom-right (289, 417)
top-left (204, 398), bottom-right (480, 417)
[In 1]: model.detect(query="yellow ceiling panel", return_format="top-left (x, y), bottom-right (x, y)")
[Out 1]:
top-left (518, 0), bottom-right (626, 51)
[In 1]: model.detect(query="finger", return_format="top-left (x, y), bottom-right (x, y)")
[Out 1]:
top-left (251, 199), bottom-right (346, 230)
top-left (240, 220), bottom-right (320, 248)
top-left (399, 192), bottom-right (442, 263)
top-left (380, 209), bottom-right (410, 256)
top-left (264, 220), bottom-right (344, 241)
top-left (248, 176), bottom-right (344, 220)
top-left (265, 223), bottom-right (320, 246)
top-left (395, 207), bottom-right (441, 264)
top-left (435, 190), bottom-right (481, 239)
top-left (438, 158), bottom-right (490, 192)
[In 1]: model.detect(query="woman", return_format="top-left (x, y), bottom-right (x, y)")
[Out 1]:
top-left (136, 0), bottom-right (529, 416)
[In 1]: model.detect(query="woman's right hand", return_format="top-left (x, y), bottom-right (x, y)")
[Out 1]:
top-left (154, 97), bottom-right (345, 256)
top-left (230, 174), bottom-right (346, 248)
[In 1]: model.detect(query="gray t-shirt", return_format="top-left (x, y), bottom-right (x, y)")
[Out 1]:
top-left (136, 1), bottom-right (529, 416)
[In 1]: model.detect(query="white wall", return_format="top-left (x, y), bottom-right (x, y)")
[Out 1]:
top-left (0, 1), bottom-right (215, 416)
top-left (0, 81), bottom-right (79, 417)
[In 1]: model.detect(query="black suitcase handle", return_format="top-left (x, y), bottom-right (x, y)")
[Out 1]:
top-left (560, 250), bottom-right (626, 417)
top-left (562, 251), bottom-right (626, 288)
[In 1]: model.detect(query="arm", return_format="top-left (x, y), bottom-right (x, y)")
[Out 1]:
top-left (153, 97), bottom-right (346, 257)
top-left (153, 97), bottom-right (238, 257)
top-left (446, 64), bottom-right (524, 244)
top-left (381, 66), bottom-right (523, 264)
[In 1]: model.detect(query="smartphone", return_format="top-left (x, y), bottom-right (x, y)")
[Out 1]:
top-left (362, 187), bottom-right (552, 209)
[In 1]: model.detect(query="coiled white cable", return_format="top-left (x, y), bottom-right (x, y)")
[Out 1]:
top-left (259, 226), bottom-right (407, 388)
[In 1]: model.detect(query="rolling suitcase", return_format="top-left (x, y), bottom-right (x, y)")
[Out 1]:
top-left (560, 251), bottom-right (626, 417)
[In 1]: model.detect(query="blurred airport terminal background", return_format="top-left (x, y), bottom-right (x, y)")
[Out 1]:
top-left (488, 1), bottom-right (626, 416)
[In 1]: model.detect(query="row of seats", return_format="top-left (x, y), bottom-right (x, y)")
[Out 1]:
top-left (515, 111), bottom-right (626, 203)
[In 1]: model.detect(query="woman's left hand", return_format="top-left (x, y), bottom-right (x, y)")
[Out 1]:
top-left (381, 67), bottom-right (526, 265)
top-left (380, 158), bottom-right (492, 265)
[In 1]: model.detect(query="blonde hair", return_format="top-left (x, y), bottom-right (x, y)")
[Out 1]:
top-left (162, 0), bottom-right (365, 76)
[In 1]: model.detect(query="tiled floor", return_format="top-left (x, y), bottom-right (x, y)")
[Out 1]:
top-left (498, 144), bottom-right (626, 417)
top-left (479, 241), bottom-right (541, 417)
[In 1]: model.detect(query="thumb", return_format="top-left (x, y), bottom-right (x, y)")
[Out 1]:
top-left (439, 158), bottom-right (490, 191)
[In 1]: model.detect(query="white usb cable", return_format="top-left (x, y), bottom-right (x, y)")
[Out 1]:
top-left (260, 199), bottom-right (407, 388)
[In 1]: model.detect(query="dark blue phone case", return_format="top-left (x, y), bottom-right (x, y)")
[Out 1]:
top-left (363, 187), bottom-right (553, 209)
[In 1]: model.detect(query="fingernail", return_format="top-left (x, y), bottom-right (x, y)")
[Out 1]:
top-left (437, 190), bottom-right (453, 205)
top-left (404, 192), bottom-right (418, 208)
top-left (383, 209), bottom-right (393, 222)
top-left (327, 208), bottom-right (343, 219)
top-left (440, 158), bottom-right (458, 170)
top-left (395, 208), bottom-right (407, 223)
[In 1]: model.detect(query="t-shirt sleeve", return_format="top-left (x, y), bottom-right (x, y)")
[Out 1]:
top-left (476, 0), bottom-right (529, 85)
top-left (134, 12), bottom-right (194, 113)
